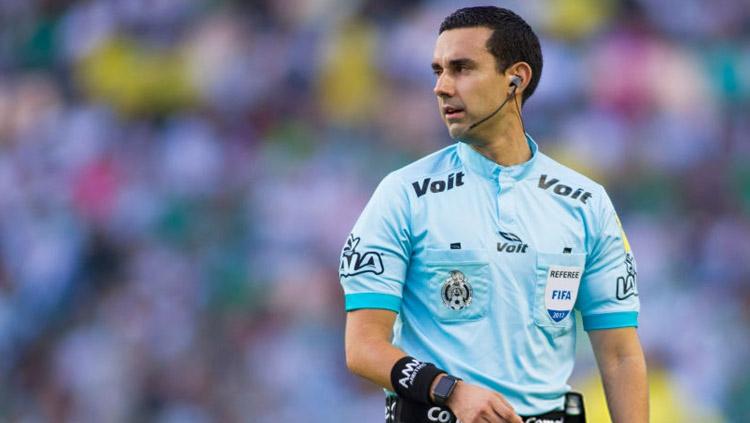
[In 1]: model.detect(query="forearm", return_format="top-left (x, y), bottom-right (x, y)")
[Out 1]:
top-left (345, 309), bottom-right (448, 400)
top-left (345, 309), bottom-right (407, 391)
top-left (346, 336), bottom-right (407, 390)
top-left (589, 328), bottom-right (649, 422)
top-left (598, 352), bottom-right (649, 422)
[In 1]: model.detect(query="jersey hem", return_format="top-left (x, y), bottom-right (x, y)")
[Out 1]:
top-left (582, 311), bottom-right (638, 331)
top-left (345, 293), bottom-right (401, 313)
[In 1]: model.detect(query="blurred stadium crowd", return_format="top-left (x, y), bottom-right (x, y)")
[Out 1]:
top-left (0, 0), bottom-right (748, 421)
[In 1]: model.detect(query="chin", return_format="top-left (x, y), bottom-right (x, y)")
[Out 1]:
top-left (447, 124), bottom-right (467, 139)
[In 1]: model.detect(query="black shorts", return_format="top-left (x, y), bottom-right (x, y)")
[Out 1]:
top-left (385, 395), bottom-right (578, 423)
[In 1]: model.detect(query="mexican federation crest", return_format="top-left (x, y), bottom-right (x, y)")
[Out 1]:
top-left (441, 270), bottom-right (473, 311)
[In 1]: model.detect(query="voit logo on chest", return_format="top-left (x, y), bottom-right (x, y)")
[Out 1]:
top-left (412, 171), bottom-right (464, 198)
top-left (497, 231), bottom-right (529, 253)
top-left (538, 174), bottom-right (592, 204)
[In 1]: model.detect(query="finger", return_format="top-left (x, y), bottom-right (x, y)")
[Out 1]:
top-left (476, 407), bottom-right (507, 423)
top-left (507, 411), bottom-right (524, 423)
top-left (497, 397), bottom-right (523, 423)
top-left (490, 401), bottom-right (523, 423)
top-left (499, 407), bottom-right (523, 423)
top-left (480, 407), bottom-right (509, 423)
top-left (491, 393), bottom-right (515, 413)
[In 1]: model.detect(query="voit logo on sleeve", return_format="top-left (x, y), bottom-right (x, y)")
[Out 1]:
top-left (339, 234), bottom-right (384, 278)
top-left (544, 265), bottom-right (583, 322)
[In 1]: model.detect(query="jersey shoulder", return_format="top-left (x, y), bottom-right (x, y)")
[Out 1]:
top-left (533, 151), bottom-right (613, 218)
top-left (369, 143), bottom-right (461, 202)
top-left (387, 143), bottom-right (462, 184)
top-left (535, 152), bottom-right (605, 194)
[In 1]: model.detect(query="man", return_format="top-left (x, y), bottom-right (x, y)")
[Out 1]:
top-left (340, 6), bottom-right (648, 423)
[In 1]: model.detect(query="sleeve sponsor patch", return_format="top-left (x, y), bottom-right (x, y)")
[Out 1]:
top-left (339, 234), bottom-right (384, 278)
top-left (616, 252), bottom-right (638, 300)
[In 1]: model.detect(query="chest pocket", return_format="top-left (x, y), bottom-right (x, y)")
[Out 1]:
top-left (534, 252), bottom-right (587, 337)
top-left (418, 249), bottom-right (491, 323)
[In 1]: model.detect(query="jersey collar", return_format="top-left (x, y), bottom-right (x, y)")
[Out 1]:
top-left (457, 133), bottom-right (539, 182)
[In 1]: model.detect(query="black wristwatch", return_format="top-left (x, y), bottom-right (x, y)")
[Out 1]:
top-left (432, 374), bottom-right (461, 406)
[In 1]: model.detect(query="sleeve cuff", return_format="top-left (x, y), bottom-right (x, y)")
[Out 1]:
top-left (582, 311), bottom-right (638, 331)
top-left (345, 293), bottom-right (401, 313)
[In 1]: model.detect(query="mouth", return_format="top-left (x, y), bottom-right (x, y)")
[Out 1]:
top-left (443, 106), bottom-right (465, 120)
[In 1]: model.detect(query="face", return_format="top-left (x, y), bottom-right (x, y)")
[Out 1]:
top-left (432, 27), bottom-right (508, 140)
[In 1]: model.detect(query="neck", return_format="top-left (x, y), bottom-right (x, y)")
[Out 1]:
top-left (466, 110), bottom-right (530, 166)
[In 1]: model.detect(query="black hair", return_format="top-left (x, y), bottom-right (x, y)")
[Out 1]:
top-left (439, 6), bottom-right (543, 104)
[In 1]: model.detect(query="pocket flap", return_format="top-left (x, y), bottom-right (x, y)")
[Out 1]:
top-left (537, 252), bottom-right (587, 268)
top-left (422, 248), bottom-right (488, 264)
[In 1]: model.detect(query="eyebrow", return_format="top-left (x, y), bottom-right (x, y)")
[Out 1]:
top-left (431, 58), bottom-right (477, 71)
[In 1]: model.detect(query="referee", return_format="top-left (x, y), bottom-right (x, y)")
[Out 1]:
top-left (340, 7), bottom-right (648, 423)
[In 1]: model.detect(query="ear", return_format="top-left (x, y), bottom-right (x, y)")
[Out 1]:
top-left (506, 62), bottom-right (533, 94)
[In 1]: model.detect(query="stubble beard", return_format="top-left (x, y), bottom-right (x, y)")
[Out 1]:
top-left (447, 121), bottom-right (480, 145)
top-left (447, 124), bottom-right (463, 140)
top-left (447, 121), bottom-right (470, 141)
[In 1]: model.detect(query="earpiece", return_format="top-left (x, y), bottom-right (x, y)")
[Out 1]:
top-left (469, 75), bottom-right (524, 130)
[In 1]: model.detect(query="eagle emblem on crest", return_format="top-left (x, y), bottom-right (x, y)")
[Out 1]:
top-left (441, 270), bottom-right (473, 311)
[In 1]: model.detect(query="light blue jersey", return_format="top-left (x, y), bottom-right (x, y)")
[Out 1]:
top-left (339, 136), bottom-right (639, 415)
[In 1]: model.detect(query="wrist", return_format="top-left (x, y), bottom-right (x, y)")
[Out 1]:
top-left (390, 356), bottom-right (445, 405)
top-left (445, 380), bottom-right (462, 409)
top-left (431, 374), bottom-right (462, 406)
top-left (429, 373), bottom-right (447, 403)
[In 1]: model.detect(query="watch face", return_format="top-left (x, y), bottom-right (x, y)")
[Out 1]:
top-left (434, 376), bottom-right (457, 402)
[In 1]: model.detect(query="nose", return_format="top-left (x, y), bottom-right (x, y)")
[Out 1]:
top-left (433, 73), bottom-right (454, 97)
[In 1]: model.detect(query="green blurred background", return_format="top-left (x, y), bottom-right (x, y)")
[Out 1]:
top-left (0, 0), bottom-right (748, 421)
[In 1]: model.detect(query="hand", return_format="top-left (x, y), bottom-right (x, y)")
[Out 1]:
top-left (446, 381), bottom-right (523, 423)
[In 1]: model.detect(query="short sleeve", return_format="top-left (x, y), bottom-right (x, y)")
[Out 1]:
top-left (577, 188), bottom-right (640, 331)
top-left (339, 173), bottom-right (411, 313)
